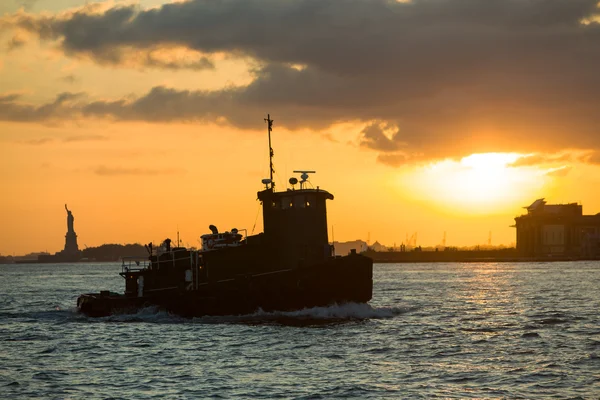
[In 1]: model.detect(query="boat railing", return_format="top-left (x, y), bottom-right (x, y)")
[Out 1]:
top-left (121, 256), bottom-right (150, 273)
top-left (152, 249), bottom-right (200, 269)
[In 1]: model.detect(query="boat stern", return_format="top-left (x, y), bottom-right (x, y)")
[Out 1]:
top-left (77, 291), bottom-right (132, 317)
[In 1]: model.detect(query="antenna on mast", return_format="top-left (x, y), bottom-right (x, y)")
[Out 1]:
top-left (264, 114), bottom-right (275, 190)
top-left (292, 170), bottom-right (316, 189)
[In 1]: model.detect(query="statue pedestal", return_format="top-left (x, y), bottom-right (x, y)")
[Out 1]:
top-left (64, 231), bottom-right (79, 254)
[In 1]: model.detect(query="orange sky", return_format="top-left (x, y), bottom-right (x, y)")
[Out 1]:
top-left (2, 0), bottom-right (600, 255)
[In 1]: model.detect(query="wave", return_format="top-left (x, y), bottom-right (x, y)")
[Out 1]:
top-left (189, 302), bottom-right (407, 326)
top-left (95, 306), bottom-right (183, 323)
top-left (253, 302), bottom-right (405, 319)
top-left (77, 303), bottom-right (406, 325)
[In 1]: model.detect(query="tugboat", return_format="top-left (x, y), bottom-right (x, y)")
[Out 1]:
top-left (77, 115), bottom-right (373, 317)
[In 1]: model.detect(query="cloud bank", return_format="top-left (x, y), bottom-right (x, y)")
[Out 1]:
top-left (2, 0), bottom-right (600, 163)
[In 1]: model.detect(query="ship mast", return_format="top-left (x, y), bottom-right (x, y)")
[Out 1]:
top-left (264, 114), bottom-right (275, 190)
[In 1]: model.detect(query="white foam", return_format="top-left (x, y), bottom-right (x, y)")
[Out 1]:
top-left (191, 302), bottom-right (408, 324)
top-left (251, 302), bottom-right (405, 320)
top-left (99, 306), bottom-right (182, 323)
top-left (81, 303), bottom-right (406, 324)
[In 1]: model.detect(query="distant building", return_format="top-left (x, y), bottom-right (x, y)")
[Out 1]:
top-left (0, 254), bottom-right (14, 264)
top-left (369, 241), bottom-right (387, 252)
top-left (333, 240), bottom-right (368, 256)
top-left (514, 198), bottom-right (600, 257)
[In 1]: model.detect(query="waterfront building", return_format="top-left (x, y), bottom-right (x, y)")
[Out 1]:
top-left (514, 199), bottom-right (600, 257)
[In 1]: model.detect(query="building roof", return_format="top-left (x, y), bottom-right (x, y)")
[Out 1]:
top-left (526, 198), bottom-right (545, 212)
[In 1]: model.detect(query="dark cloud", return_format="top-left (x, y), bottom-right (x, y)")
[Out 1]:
top-left (0, 76), bottom-right (352, 128)
top-left (0, 93), bottom-right (22, 102)
top-left (0, 92), bottom-right (85, 122)
top-left (94, 165), bottom-right (183, 176)
top-left (1, 4), bottom-right (215, 70)
top-left (359, 122), bottom-right (402, 152)
top-left (140, 51), bottom-right (214, 71)
top-left (3, 0), bottom-right (600, 163)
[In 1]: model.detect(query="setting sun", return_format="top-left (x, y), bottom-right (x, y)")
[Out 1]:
top-left (454, 153), bottom-right (522, 205)
top-left (401, 153), bottom-right (548, 215)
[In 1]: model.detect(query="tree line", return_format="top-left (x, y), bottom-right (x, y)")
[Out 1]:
top-left (82, 243), bottom-right (148, 261)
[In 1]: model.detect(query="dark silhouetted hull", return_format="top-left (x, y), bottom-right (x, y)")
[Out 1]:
top-left (77, 254), bottom-right (372, 318)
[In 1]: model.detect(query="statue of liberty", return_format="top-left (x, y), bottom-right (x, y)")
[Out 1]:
top-left (65, 204), bottom-right (74, 234)
top-left (63, 204), bottom-right (79, 255)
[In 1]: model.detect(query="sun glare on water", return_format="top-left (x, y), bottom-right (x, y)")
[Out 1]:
top-left (403, 153), bottom-right (546, 214)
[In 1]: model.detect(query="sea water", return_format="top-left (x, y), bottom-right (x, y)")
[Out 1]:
top-left (1, 262), bottom-right (599, 399)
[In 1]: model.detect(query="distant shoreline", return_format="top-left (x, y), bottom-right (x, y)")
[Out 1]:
top-left (11, 259), bottom-right (119, 265)
top-left (6, 255), bottom-right (598, 265)
top-left (364, 250), bottom-right (600, 263)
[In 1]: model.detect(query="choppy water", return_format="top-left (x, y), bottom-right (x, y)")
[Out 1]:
top-left (1, 262), bottom-right (599, 399)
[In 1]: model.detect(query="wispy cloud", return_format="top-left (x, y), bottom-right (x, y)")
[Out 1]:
top-left (546, 166), bottom-right (573, 177)
top-left (510, 151), bottom-right (600, 168)
top-left (16, 0), bottom-right (39, 11)
top-left (18, 134), bottom-right (107, 145)
top-left (6, 35), bottom-right (25, 51)
top-left (59, 74), bottom-right (78, 84)
top-left (21, 137), bottom-right (53, 145)
top-left (63, 134), bottom-right (107, 142)
top-left (376, 153), bottom-right (409, 167)
top-left (510, 153), bottom-right (574, 168)
top-left (584, 151), bottom-right (600, 165)
top-left (94, 165), bottom-right (184, 176)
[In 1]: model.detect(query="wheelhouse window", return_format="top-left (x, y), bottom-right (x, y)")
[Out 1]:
top-left (282, 197), bottom-right (293, 209)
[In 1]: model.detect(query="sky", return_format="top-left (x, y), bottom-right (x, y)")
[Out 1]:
top-left (2, 0), bottom-right (600, 255)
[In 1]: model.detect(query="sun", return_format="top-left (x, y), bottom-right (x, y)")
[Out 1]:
top-left (402, 152), bottom-right (547, 214)
top-left (456, 153), bottom-right (521, 204)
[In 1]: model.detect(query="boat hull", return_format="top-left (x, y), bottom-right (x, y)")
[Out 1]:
top-left (77, 253), bottom-right (372, 318)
